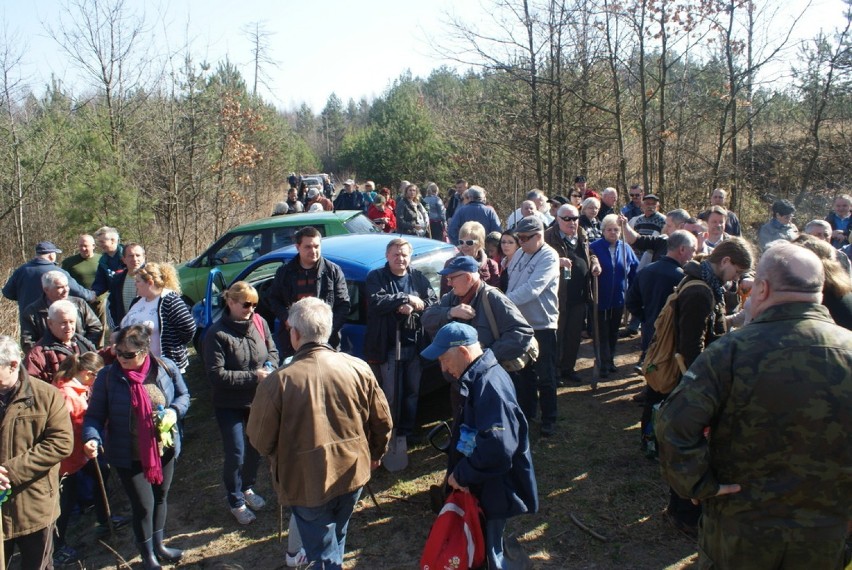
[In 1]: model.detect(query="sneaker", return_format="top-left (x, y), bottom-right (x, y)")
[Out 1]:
top-left (53, 544), bottom-right (82, 566)
top-left (230, 505), bottom-right (256, 525)
top-left (619, 328), bottom-right (639, 338)
top-left (285, 548), bottom-right (307, 567)
top-left (244, 489), bottom-right (266, 510)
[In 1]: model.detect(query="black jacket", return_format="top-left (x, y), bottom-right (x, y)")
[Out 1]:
top-left (365, 264), bottom-right (438, 363)
top-left (267, 256), bottom-right (350, 355)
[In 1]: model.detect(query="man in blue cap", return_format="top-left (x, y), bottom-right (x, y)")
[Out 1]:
top-left (422, 322), bottom-right (538, 570)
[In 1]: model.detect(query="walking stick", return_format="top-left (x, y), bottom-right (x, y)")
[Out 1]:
top-left (0, 492), bottom-right (5, 570)
top-left (591, 275), bottom-right (601, 391)
top-left (92, 447), bottom-right (114, 538)
top-left (383, 323), bottom-right (408, 472)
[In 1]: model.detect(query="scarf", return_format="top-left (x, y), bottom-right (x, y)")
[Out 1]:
top-left (123, 355), bottom-right (163, 484)
top-left (700, 260), bottom-right (725, 304)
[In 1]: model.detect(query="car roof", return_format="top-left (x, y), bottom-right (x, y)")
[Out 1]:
top-left (250, 234), bottom-right (457, 281)
top-left (227, 211), bottom-right (362, 232)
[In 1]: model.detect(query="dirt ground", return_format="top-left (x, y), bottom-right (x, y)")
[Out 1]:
top-left (42, 334), bottom-right (700, 570)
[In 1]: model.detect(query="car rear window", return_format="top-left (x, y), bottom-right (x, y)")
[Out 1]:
top-left (343, 213), bottom-right (381, 234)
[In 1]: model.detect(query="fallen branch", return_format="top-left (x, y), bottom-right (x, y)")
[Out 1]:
top-left (97, 539), bottom-right (133, 569)
top-left (569, 513), bottom-right (609, 542)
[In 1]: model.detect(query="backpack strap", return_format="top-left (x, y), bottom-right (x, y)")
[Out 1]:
top-left (252, 312), bottom-right (266, 341)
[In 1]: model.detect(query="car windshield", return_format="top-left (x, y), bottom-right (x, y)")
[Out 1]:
top-left (343, 213), bottom-right (381, 234)
top-left (412, 250), bottom-right (456, 292)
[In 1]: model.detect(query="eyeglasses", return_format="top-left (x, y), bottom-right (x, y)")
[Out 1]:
top-left (629, 193), bottom-right (642, 197)
top-left (240, 301), bottom-right (258, 309)
top-left (517, 234), bottom-right (537, 243)
top-left (445, 273), bottom-right (467, 281)
top-left (116, 349), bottom-right (144, 360)
top-left (559, 216), bottom-right (580, 222)
top-left (457, 239), bottom-right (476, 246)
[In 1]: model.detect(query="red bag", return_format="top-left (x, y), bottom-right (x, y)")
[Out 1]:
top-left (420, 490), bottom-right (485, 570)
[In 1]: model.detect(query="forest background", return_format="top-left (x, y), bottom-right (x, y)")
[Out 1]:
top-left (1, 0), bottom-right (851, 275)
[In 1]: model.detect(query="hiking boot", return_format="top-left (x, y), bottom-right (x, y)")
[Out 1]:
top-left (244, 489), bottom-right (266, 510)
top-left (285, 548), bottom-right (307, 567)
top-left (540, 423), bottom-right (555, 437)
top-left (53, 544), bottom-right (82, 566)
top-left (561, 370), bottom-right (582, 383)
top-left (230, 504), bottom-right (256, 525)
top-left (619, 328), bottom-right (639, 338)
top-left (608, 363), bottom-right (618, 373)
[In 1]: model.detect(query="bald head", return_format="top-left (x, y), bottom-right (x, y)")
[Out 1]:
top-left (759, 242), bottom-right (823, 293)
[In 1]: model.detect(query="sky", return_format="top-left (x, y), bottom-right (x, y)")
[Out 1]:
top-left (5, 0), bottom-right (849, 113)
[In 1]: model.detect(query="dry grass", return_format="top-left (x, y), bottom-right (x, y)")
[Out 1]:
top-left (40, 336), bottom-right (699, 570)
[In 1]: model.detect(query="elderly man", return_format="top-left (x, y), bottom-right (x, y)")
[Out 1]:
top-left (657, 242), bottom-right (851, 567)
top-left (20, 271), bottom-right (102, 352)
top-left (24, 300), bottom-right (97, 382)
top-left (805, 219), bottom-right (852, 276)
top-left (544, 204), bottom-right (601, 382)
top-left (267, 227), bottom-right (350, 357)
top-left (758, 199), bottom-right (798, 250)
top-left (629, 193), bottom-right (666, 238)
top-left (92, 226), bottom-right (125, 293)
top-left (621, 208), bottom-right (691, 263)
top-left (506, 216), bottom-right (561, 436)
top-left (3, 241), bottom-right (94, 316)
top-left (506, 189), bottom-right (552, 228)
top-left (598, 187), bottom-right (618, 220)
top-left (247, 297), bottom-right (392, 570)
top-left (447, 185), bottom-right (502, 244)
top-left (422, 256), bottom-right (534, 366)
top-left (0, 335), bottom-right (73, 569)
top-left (365, 238), bottom-right (437, 447)
top-left (621, 184), bottom-right (644, 220)
top-left (825, 193), bottom-right (851, 249)
top-left (421, 322), bottom-right (538, 569)
top-left (698, 188), bottom-right (741, 236)
top-left (332, 179), bottom-right (365, 211)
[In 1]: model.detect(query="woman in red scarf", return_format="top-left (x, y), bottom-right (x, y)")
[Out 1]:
top-left (83, 325), bottom-right (190, 570)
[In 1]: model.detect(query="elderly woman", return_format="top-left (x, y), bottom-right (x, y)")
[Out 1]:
top-left (83, 324), bottom-right (190, 570)
top-left (202, 282), bottom-right (279, 525)
top-left (367, 194), bottom-right (398, 233)
top-left (441, 221), bottom-right (501, 295)
top-left (122, 263), bottom-right (196, 372)
top-left (396, 184), bottom-right (431, 237)
top-left (498, 230), bottom-right (520, 293)
top-left (580, 197), bottom-right (603, 240)
top-left (589, 214), bottom-right (638, 377)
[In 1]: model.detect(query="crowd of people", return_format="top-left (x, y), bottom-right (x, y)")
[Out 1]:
top-left (0, 179), bottom-right (850, 569)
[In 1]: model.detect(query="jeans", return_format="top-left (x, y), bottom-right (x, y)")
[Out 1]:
top-left (214, 407), bottom-right (261, 509)
top-left (379, 346), bottom-right (422, 436)
top-left (291, 488), bottom-right (363, 570)
top-left (486, 517), bottom-right (507, 569)
top-left (117, 449), bottom-right (176, 542)
top-left (515, 329), bottom-right (558, 426)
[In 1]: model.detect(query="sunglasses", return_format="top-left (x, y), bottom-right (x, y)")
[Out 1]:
top-left (570, 194), bottom-right (582, 198)
top-left (629, 193), bottom-right (642, 197)
top-left (240, 301), bottom-right (258, 309)
top-left (457, 239), bottom-right (476, 246)
top-left (517, 234), bottom-right (537, 243)
top-left (559, 215), bottom-right (580, 222)
top-left (116, 349), bottom-right (144, 360)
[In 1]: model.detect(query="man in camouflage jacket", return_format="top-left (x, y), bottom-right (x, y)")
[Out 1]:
top-left (656, 242), bottom-right (852, 568)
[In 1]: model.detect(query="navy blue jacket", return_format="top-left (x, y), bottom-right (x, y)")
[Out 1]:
top-left (333, 190), bottom-right (366, 212)
top-left (364, 264), bottom-right (437, 363)
top-left (2, 258), bottom-right (94, 312)
top-left (447, 202), bottom-right (502, 244)
top-left (449, 349), bottom-right (538, 520)
top-left (92, 246), bottom-right (126, 296)
top-left (82, 357), bottom-right (190, 469)
top-left (625, 256), bottom-right (684, 327)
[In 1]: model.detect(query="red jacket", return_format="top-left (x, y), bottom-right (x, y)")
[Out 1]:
top-left (53, 378), bottom-right (90, 475)
top-left (367, 204), bottom-right (397, 232)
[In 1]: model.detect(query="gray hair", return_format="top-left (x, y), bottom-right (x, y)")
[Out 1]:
top-left (805, 219), bottom-right (832, 235)
top-left (288, 297), bottom-right (332, 345)
top-left (602, 187), bottom-right (618, 199)
top-left (425, 182), bottom-right (439, 196)
top-left (581, 197), bottom-right (601, 210)
top-left (557, 204), bottom-right (579, 217)
top-left (0, 336), bottom-right (22, 366)
top-left (526, 189), bottom-right (545, 201)
top-left (94, 226), bottom-right (119, 241)
top-left (467, 186), bottom-right (486, 203)
top-left (48, 299), bottom-right (77, 321)
top-left (712, 188), bottom-right (727, 199)
top-left (600, 213), bottom-right (620, 230)
top-left (41, 270), bottom-right (68, 289)
top-left (759, 241), bottom-right (824, 293)
top-left (666, 209), bottom-right (690, 226)
top-left (667, 229), bottom-right (697, 252)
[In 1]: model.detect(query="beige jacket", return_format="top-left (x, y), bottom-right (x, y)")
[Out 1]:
top-left (247, 343), bottom-right (392, 508)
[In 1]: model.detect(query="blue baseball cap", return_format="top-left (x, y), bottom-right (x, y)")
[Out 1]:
top-left (421, 322), bottom-right (479, 360)
top-left (438, 255), bottom-right (479, 276)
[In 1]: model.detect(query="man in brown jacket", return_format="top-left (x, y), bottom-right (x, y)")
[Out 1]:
top-left (247, 297), bottom-right (392, 570)
top-left (0, 335), bottom-right (73, 568)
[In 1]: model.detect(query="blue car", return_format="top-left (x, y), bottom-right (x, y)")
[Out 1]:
top-left (193, 234), bottom-right (457, 387)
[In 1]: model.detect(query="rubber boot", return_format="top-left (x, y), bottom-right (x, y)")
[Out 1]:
top-left (153, 529), bottom-right (183, 563)
top-left (137, 538), bottom-right (163, 570)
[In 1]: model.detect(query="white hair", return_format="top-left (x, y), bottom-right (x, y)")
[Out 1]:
top-left (0, 336), bottom-right (22, 366)
top-left (41, 270), bottom-right (68, 289)
top-left (48, 299), bottom-right (77, 321)
top-left (288, 297), bottom-right (332, 344)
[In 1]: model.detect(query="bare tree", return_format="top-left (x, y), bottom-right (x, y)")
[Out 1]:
top-left (243, 22), bottom-right (279, 98)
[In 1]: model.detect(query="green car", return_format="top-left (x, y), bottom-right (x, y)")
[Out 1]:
top-left (176, 210), bottom-right (378, 304)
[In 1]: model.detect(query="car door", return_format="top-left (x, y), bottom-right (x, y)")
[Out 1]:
top-left (192, 267), bottom-right (228, 353)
